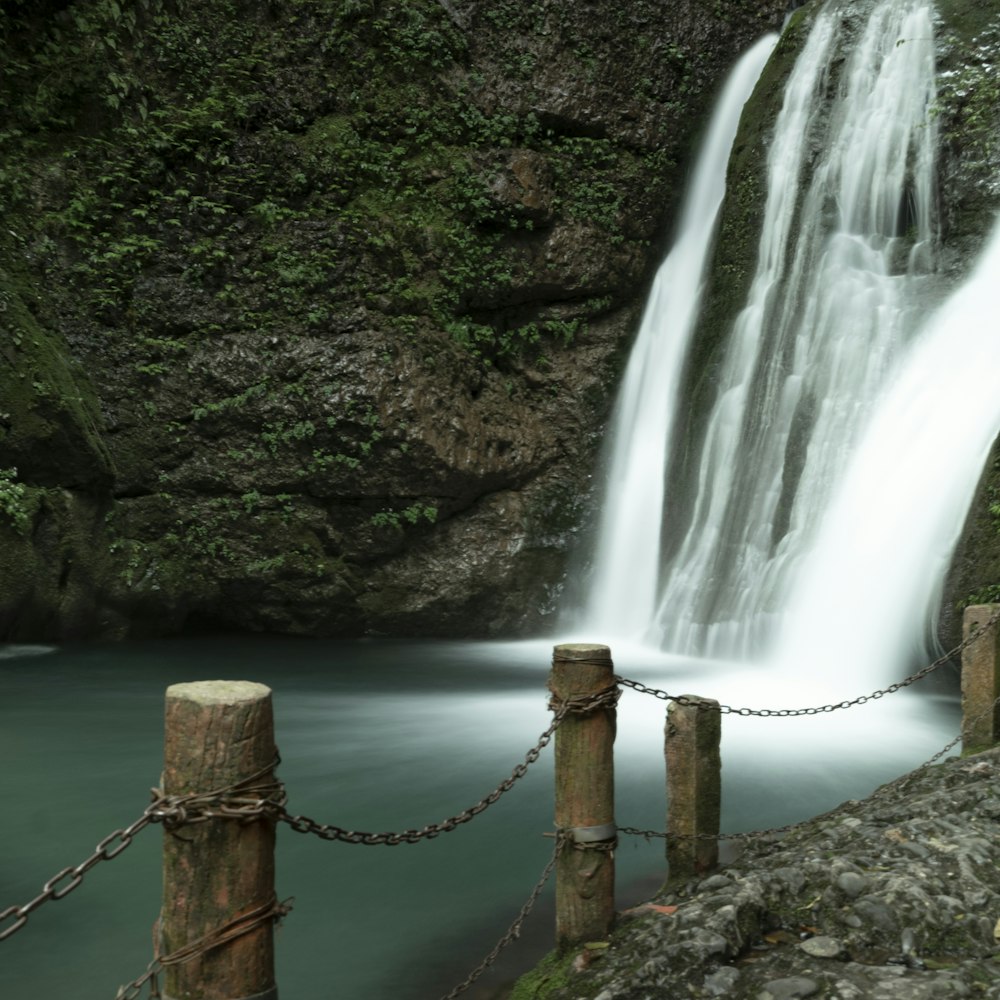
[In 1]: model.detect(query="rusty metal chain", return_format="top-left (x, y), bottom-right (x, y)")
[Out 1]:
top-left (0, 760), bottom-right (283, 943)
top-left (895, 690), bottom-right (1000, 787)
top-left (438, 842), bottom-right (560, 1000)
top-left (278, 688), bottom-right (619, 846)
top-left (619, 816), bottom-right (820, 845)
top-left (1, 691), bottom-right (595, 944)
top-left (616, 605), bottom-right (1000, 717)
top-left (620, 690), bottom-right (1000, 848)
top-left (0, 802), bottom-right (161, 942)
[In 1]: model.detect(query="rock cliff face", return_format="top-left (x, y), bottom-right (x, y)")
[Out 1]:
top-left (0, 0), bottom-right (788, 639)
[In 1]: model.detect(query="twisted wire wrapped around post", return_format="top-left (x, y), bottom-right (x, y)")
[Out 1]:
top-left (114, 897), bottom-right (294, 1000)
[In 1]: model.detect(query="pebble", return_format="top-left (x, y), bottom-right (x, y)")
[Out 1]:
top-left (700, 874), bottom-right (734, 891)
top-left (798, 934), bottom-right (844, 959)
top-left (835, 871), bottom-right (868, 897)
top-left (690, 928), bottom-right (730, 955)
top-left (703, 965), bottom-right (740, 996)
top-left (757, 976), bottom-right (819, 999)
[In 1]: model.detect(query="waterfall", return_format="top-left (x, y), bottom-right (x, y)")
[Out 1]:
top-left (579, 33), bottom-right (779, 639)
top-left (651, 0), bottom-right (939, 660)
top-left (574, 0), bottom-right (999, 685)
top-left (771, 217), bottom-right (1000, 688)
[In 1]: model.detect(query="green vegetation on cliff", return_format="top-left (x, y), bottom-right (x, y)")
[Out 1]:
top-left (0, 0), bottom-right (792, 638)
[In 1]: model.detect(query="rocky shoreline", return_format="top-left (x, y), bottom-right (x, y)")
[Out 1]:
top-left (511, 747), bottom-right (1000, 999)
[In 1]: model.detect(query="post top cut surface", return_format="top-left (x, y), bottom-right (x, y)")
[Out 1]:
top-left (553, 643), bottom-right (612, 661)
top-left (166, 680), bottom-right (272, 705)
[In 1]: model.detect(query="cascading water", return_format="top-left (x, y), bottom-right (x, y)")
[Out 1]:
top-left (651, 0), bottom-right (940, 662)
top-left (574, 0), bottom-right (1000, 688)
top-left (772, 219), bottom-right (1000, 686)
top-left (580, 33), bottom-right (779, 639)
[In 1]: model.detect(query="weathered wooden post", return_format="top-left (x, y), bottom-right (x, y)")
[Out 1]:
top-left (550, 643), bottom-right (617, 950)
top-left (161, 680), bottom-right (279, 1000)
top-left (962, 605), bottom-right (1000, 754)
top-left (665, 695), bottom-right (721, 884)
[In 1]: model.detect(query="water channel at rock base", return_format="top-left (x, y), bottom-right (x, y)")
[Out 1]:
top-left (0, 635), bottom-right (961, 999)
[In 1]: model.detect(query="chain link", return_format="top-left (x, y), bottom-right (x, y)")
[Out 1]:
top-left (0, 761), bottom-right (283, 943)
top-left (0, 802), bottom-right (161, 942)
top-left (0, 693), bottom-right (588, 942)
top-left (620, 691), bottom-right (1000, 848)
top-left (277, 687), bottom-right (621, 846)
top-left (438, 843), bottom-right (560, 1000)
top-left (616, 606), bottom-right (1000, 717)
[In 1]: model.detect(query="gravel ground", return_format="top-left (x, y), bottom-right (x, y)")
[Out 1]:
top-left (515, 747), bottom-right (1000, 999)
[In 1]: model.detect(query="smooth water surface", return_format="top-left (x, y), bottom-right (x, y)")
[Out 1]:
top-left (0, 637), bottom-right (961, 999)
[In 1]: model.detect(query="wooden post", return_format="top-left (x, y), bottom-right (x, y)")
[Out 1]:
top-left (665, 695), bottom-right (721, 885)
top-left (550, 643), bottom-right (616, 950)
top-left (962, 605), bottom-right (1000, 754)
top-left (161, 680), bottom-right (278, 1000)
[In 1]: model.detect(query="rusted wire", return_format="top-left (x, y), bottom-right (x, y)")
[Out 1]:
top-left (278, 701), bottom-right (578, 845)
top-left (621, 691), bottom-right (1000, 847)
top-left (114, 896), bottom-right (293, 1000)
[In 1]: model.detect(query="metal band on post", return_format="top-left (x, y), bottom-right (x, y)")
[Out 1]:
top-left (562, 822), bottom-right (618, 845)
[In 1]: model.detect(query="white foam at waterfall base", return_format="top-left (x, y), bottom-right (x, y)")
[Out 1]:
top-left (770, 217), bottom-right (1000, 693)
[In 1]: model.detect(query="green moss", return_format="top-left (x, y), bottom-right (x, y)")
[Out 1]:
top-left (0, 239), bottom-right (113, 487)
top-left (509, 949), bottom-right (578, 1000)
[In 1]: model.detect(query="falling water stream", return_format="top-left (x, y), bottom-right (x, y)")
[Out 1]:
top-left (582, 32), bottom-right (779, 638)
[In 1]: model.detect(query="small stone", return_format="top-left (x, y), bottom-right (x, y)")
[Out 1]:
top-left (700, 874), bottom-right (734, 891)
top-left (799, 935), bottom-right (845, 959)
top-left (704, 966), bottom-right (740, 996)
top-left (836, 871), bottom-right (868, 898)
top-left (773, 867), bottom-right (806, 893)
top-left (758, 976), bottom-right (820, 1000)
top-left (853, 899), bottom-right (897, 930)
top-left (690, 928), bottom-right (730, 955)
